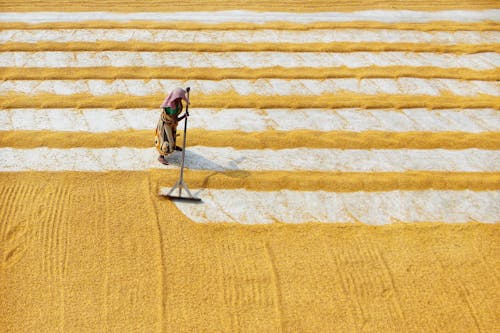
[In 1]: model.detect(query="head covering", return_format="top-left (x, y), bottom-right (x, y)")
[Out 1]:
top-left (160, 87), bottom-right (190, 108)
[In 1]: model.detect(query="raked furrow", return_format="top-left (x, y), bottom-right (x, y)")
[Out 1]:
top-left (0, 147), bottom-right (498, 172)
top-left (1, 78), bottom-right (498, 96)
top-left (1, 21), bottom-right (499, 31)
top-left (1, 108), bottom-right (498, 133)
top-left (0, 8), bottom-right (498, 229)
top-left (1, 10), bottom-right (499, 24)
top-left (1, 52), bottom-right (498, 70)
top-left (164, 188), bottom-right (500, 225)
top-left (2, 29), bottom-right (498, 45)
top-left (0, 6), bottom-right (499, 333)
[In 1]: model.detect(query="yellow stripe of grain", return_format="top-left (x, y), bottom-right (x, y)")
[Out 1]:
top-left (0, 170), bottom-right (498, 332)
top-left (0, 0), bottom-right (498, 12)
top-left (1, 41), bottom-right (498, 53)
top-left (2, 130), bottom-right (499, 150)
top-left (2, 170), bottom-right (497, 192)
top-left (2, 92), bottom-right (498, 109)
top-left (153, 170), bottom-right (500, 192)
top-left (2, 66), bottom-right (498, 81)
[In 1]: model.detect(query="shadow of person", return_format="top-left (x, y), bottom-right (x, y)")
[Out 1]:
top-left (166, 149), bottom-right (252, 194)
top-left (167, 149), bottom-right (227, 171)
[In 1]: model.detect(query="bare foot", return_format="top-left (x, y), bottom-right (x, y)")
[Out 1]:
top-left (158, 156), bottom-right (169, 165)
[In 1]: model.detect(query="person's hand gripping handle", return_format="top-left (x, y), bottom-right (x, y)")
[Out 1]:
top-left (185, 87), bottom-right (190, 117)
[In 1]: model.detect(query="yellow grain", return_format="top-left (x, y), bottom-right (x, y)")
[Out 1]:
top-left (1, 1), bottom-right (499, 331)
top-left (0, 171), bottom-right (498, 331)
top-left (2, 92), bottom-right (498, 109)
top-left (153, 169), bottom-right (500, 192)
top-left (2, 129), bottom-right (499, 150)
top-left (0, 0), bottom-right (498, 11)
top-left (2, 66), bottom-right (498, 81)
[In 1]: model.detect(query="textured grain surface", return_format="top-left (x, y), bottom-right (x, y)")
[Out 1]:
top-left (1, 0), bottom-right (499, 12)
top-left (1, 172), bottom-right (499, 332)
top-left (1, 1), bottom-right (499, 332)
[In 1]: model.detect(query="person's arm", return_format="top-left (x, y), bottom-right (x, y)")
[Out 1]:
top-left (176, 103), bottom-right (189, 121)
top-left (177, 111), bottom-right (189, 121)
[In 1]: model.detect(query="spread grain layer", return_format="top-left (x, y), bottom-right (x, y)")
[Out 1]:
top-left (0, 172), bottom-right (498, 332)
top-left (1, 0), bottom-right (499, 331)
top-left (1, 0), bottom-right (499, 11)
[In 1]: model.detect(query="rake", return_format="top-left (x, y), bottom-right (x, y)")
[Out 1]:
top-left (163, 87), bottom-right (202, 202)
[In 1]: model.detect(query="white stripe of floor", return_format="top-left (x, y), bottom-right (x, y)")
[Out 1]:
top-left (1, 10), bottom-right (499, 24)
top-left (1, 108), bottom-right (499, 133)
top-left (162, 188), bottom-right (499, 225)
top-left (2, 29), bottom-right (498, 45)
top-left (0, 147), bottom-right (498, 172)
top-left (2, 51), bottom-right (498, 70)
top-left (1, 78), bottom-right (498, 96)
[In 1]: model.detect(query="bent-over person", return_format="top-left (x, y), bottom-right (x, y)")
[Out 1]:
top-left (155, 87), bottom-right (190, 165)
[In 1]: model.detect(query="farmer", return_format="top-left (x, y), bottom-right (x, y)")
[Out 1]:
top-left (155, 87), bottom-right (190, 165)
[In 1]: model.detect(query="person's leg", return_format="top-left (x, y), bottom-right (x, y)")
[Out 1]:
top-left (172, 127), bottom-right (183, 151)
top-left (156, 121), bottom-right (170, 165)
top-left (165, 125), bottom-right (175, 153)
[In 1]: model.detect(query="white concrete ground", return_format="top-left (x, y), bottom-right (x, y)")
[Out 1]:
top-left (1, 9), bottom-right (498, 224)
top-left (1, 10), bottom-right (499, 24)
top-left (2, 29), bottom-right (498, 44)
top-left (1, 147), bottom-right (498, 172)
top-left (164, 188), bottom-right (499, 225)
top-left (1, 52), bottom-right (498, 69)
top-left (1, 108), bottom-right (498, 132)
top-left (1, 78), bottom-right (498, 96)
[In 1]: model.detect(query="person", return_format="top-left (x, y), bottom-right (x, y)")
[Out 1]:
top-left (155, 87), bottom-right (190, 165)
